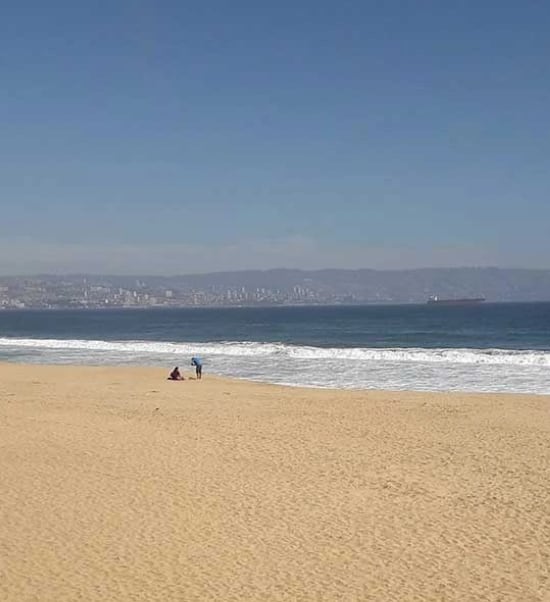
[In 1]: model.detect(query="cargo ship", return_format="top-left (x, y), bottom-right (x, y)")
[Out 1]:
top-left (427, 296), bottom-right (485, 305)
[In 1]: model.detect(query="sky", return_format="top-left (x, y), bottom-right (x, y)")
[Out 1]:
top-left (1, 0), bottom-right (549, 274)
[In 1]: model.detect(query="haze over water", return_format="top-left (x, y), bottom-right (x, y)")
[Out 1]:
top-left (1, 303), bottom-right (549, 394)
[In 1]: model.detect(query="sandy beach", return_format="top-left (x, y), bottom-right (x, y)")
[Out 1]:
top-left (1, 363), bottom-right (549, 601)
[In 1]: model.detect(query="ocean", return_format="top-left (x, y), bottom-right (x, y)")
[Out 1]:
top-left (1, 303), bottom-right (549, 394)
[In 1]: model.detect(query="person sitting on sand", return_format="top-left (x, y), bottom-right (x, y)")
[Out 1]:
top-left (191, 356), bottom-right (202, 379)
top-left (168, 366), bottom-right (184, 381)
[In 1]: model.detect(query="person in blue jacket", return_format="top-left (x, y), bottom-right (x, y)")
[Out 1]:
top-left (191, 356), bottom-right (203, 379)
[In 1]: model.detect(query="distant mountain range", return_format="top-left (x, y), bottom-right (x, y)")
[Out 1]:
top-left (2, 268), bottom-right (550, 307)
top-left (149, 267), bottom-right (550, 302)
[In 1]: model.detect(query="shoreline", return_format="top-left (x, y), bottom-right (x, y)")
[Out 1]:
top-left (1, 359), bottom-right (550, 398)
top-left (2, 362), bottom-right (549, 600)
top-left (4, 300), bottom-right (550, 312)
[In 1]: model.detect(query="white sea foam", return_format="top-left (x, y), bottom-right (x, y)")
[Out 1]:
top-left (1, 337), bottom-right (550, 394)
top-left (1, 337), bottom-right (549, 366)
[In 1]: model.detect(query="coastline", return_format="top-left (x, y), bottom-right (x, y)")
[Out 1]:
top-left (2, 362), bottom-right (549, 601)
top-left (3, 303), bottom-right (550, 395)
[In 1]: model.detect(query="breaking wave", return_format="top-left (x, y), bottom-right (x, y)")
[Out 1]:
top-left (2, 336), bottom-right (550, 394)
top-left (1, 336), bottom-right (550, 367)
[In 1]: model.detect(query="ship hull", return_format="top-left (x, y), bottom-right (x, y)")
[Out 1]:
top-left (427, 298), bottom-right (485, 305)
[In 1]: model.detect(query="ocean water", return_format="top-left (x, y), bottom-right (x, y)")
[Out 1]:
top-left (0, 303), bottom-right (549, 394)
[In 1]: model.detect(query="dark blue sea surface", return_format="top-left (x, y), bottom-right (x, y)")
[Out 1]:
top-left (1, 303), bottom-right (549, 393)
top-left (1, 303), bottom-right (550, 348)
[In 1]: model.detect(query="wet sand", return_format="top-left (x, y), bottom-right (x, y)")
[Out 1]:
top-left (1, 362), bottom-right (549, 601)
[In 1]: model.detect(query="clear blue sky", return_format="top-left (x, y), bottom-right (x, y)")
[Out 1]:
top-left (1, 1), bottom-right (549, 274)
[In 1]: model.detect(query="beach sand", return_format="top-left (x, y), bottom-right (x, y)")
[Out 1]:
top-left (1, 363), bottom-right (549, 601)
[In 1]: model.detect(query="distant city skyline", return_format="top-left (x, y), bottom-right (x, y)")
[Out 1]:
top-left (2, 2), bottom-right (549, 274)
top-left (3, 268), bottom-right (550, 309)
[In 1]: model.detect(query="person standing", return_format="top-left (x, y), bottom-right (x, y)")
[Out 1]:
top-left (191, 356), bottom-right (203, 379)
